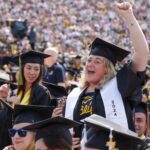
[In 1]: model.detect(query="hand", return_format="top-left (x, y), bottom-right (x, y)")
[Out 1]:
top-left (52, 107), bottom-right (63, 117)
top-left (114, 2), bottom-right (134, 20)
top-left (57, 96), bottom-right (66, 108)
top-left (0, 84), bottom-right (10, 100)
top-left (7, 96), bottom-right (20, 104)
top-left (72, 132), bottom-right (81, 150)
top-left (3, 145), bottom-right (15, 150)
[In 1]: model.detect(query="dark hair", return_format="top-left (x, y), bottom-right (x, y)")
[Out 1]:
top-left (17, 64), bottom-right (43, 103)
top-left (35, 126), bottom-right (72, 150)
top-left (44, 137), bottom-right (71, 150)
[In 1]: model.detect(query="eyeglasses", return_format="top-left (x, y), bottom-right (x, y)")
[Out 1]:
top-left (8, 128), bottom-right (30, 137)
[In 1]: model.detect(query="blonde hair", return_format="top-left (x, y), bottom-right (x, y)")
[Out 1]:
top-left (80, 58), bottom-right (116, 89)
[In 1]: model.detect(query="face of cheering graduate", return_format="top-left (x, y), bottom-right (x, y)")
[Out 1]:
top-left (10, 123), bottom-right (35, 150)
top-left (85, 55), bottom-right (106, 85)
top-left (24, 63), bottom-right (41, 85)
top-left (135, 112), bottom-right (147, 136)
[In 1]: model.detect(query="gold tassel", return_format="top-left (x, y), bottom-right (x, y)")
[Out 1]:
top-left (18, 55), bottom-right (23, 85)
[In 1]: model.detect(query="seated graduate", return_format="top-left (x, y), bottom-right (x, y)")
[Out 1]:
top-left (134, 102), bottom-right (150, 149)
top-left (23, 116), bottom-right (81, 150)
top-left (7, 50), bottom-right (51, 106)
top-left (82, 114), bottom-right (147, 150)
top-left (3, 104), bottom-right (53, 150)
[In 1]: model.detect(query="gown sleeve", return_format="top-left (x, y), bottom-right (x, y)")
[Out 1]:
top-left (30, 84), bottom-right (51, 106)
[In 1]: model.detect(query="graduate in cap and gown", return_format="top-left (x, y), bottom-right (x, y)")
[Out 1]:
top-left (3, 104), bottom-right (54, 150)
top-left (7, 50), bottom-right (51, 106)
top-left (23, 116), bottom-right (81, 150)
top-left (134, 102), bottom-right (150, 149)
top-left (64, 1), bottom-right (149, 148)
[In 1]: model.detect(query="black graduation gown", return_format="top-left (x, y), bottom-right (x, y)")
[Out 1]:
top-left (0, 108), bottom-right (13, 149)
top-left (73, 63), bottom-right (145, 150)
top-left (29, 84), bottom-right (51, 106)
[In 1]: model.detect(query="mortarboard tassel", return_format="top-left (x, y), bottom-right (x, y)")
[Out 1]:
top-left (106, 128), bottom-right (118, 150)
top-left (18, 55), bottom-right (23, 85)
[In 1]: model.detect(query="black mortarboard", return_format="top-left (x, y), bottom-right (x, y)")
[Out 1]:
top-left (0, 78), bottom-right (17, 90)
top-left (0, 78), bottom-right (8, 86)
top-left (90, 38), bottom-right (130, 65)
top-left (84, 114), bottom-right (146, 150)
top-left (12, 50), bottom-right (50, 65)
top-left (23, 116), bottom-right (81, 146)
top-left (42, 81), bottom-right (68, 97)
top-left (13, 104), bottom-right (54, 124)
top-left (135, 102), bottom-right (147, 115)
top-left (66, 68), bottom-right (76, 77)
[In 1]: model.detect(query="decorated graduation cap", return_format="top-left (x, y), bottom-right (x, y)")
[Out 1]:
top-left (13, 104), bottom-right (54, 124)
top-left (84, 114), bottom-right (146, 150)
top-left (23, 116), bottom-right (81, 148)
top-left (42, 81), bottom-right (68, 97)
top-left (12, 50), bottom-right (50, 66)
top-left (90, 38), bottom-right (130, 65)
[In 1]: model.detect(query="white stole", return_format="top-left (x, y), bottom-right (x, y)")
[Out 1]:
top-left (101, 77), bottom-right (128, 128)
top-left (65, 87), bottom-right (84, 120)
top-left (65, 77), bottom-right (128, 130)
top-left (65, 87), bottom-right (84, 133)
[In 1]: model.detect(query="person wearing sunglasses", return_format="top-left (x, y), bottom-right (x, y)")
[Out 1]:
top-left (3, 104), bottom-right (53, 150)
top-left (23, 116), bottom-right (81, 150)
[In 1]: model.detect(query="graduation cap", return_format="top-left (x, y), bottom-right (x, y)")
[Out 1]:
top-left (66, 68), bottom-right (76, 77)
top-left (23, 116), bottom-right (81, 147)
top-left (90, 38), bottom-right (130, 65)
top-left (135, 102), bottom-right (147, 115)
top-left (84, 114), bottom-right (147, 150)
top-left (13, 104), bottom-right (54, 124)
top-left (42, 81), bottom-right (68, 97)
top-left (11, 50), bottom-right (50, 66)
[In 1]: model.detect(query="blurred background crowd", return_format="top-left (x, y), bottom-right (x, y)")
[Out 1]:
top-left (0, 0), bottom-right (150, 95)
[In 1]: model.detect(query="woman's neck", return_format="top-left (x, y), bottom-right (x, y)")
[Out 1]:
top-left (25, 83), bottom-right (32, 92)
top-left (86, 84), bottom-right (97, 92)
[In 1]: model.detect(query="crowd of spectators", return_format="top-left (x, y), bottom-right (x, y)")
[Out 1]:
top-left (0, 0), bottom-right (149, 57)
